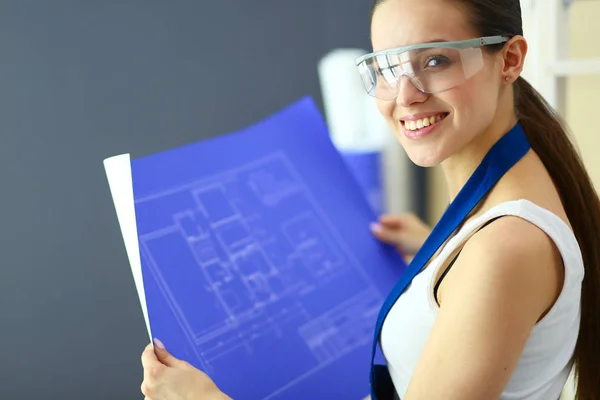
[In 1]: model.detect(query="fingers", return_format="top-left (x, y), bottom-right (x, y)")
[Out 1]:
top-left (153, 338), bottom-right (189, 369)
top-left (141, 372), bottom-right (160, 397)
top-left (378, 212), bottom-right (427, 227)
top-left (141, 344), bottom-right (165, 382)
top-left (141, 342), bottom-right (159, 368)
top-left (370, 222), bottom-right (401, 244)
top-left (377, 214), bottom-right (404, 228)
top-left (141, 343), bottom-right (167, 400)
top-left (372, 213), bottom-right (431, 243)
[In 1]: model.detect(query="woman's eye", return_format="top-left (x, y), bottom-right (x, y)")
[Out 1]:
top-left (426, 56), bottom-right (449, 68)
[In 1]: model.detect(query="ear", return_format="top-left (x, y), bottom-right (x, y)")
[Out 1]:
top-left (500, 35), bottom-right (528, 82)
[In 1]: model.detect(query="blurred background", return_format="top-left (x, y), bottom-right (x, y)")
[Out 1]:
top-left (0, 0), bottom-right (598, 399)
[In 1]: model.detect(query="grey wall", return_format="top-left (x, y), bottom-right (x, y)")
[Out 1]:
top-left (0, 1), bottom-right (422, 399)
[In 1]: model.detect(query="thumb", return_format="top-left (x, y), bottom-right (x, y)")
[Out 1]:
top-left (153, 338), bottom-right (188, 369)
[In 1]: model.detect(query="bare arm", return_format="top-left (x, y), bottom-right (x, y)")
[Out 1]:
top-left (403, 216), bottom-right (564, 399)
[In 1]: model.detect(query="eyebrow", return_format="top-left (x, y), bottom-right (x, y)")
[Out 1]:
top-left (387, 38), bottom-right (450, 49)
top-left (402, 39), bottom-right (447, 55)
top-left (424, 38), bottom-right (449, 43)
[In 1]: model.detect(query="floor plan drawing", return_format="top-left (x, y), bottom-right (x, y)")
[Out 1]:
top-left (135, 152), bottom-right (385, 399)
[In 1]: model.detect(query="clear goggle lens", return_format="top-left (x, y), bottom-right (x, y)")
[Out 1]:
top-left (357, 46), bottom-right (486, 100)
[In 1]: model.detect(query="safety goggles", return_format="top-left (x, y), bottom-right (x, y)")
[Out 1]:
top-left (355, 36), bottom-right (510, 100)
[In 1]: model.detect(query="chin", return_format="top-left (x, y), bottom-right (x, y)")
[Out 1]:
top-left (405, 150), bottom-right (445, 168)
top-left (392, 129), bottom-right (448, 168)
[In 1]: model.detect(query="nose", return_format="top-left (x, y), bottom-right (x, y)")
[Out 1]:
top-left (395, 75), bottom-right (428, 107)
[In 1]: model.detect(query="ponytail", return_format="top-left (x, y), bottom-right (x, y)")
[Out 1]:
top-left (369, 0), bottom-right (600, 395)
top-left (515, 76), bottom-right (600, 399)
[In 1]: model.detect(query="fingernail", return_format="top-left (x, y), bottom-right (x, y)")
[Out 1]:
top-left (370, 222), bottom-right (381, 232)
top-left (153, 338), bottom-right (165, 349)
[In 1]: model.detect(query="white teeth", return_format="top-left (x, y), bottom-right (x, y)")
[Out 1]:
top-left (403, 114), bottom-right (445, 131)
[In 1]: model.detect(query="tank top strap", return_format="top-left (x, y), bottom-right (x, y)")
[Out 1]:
top-left (432, 214), bottom-right (504, 302)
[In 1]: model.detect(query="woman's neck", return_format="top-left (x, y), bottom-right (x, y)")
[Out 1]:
top-left (441, 114), bottom-right (519, 202)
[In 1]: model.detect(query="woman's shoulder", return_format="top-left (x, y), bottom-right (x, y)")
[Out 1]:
top-left (464, 198), bottom-right (578, 259)
top-left (457, 200), bottom-right (566, 276)
top-left (437, 199), bottom-right (570, 321)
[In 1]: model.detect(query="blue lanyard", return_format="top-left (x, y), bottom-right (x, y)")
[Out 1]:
top-left (369, 123), bottom-right (531, 399)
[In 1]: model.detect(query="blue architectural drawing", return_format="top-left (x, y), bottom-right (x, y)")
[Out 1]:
top-left (130, 97), bottom-right (405, 399)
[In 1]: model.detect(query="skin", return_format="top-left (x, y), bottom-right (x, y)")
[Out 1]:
top-left (368, 0), bottom-right (568, 399)
top-left (140, 0), bottom-right (567, 398)
top-left (370, 212), bottom-right (431, 264)
top-left (140, 339), bottom-right (231, 400)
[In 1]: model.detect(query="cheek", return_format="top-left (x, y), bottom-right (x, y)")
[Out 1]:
top-left (445, 77), bottom-right (498, 128)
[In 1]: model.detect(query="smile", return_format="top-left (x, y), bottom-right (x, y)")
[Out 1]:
top-left (401, 113), bottom-right (448, 131)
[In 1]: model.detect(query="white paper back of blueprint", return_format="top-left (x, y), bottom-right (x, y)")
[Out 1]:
top-left (103, 153), bottom-right (152, 341)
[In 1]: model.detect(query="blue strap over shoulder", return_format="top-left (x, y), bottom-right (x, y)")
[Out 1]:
top-left (369, 123), bottom-right (531, 399)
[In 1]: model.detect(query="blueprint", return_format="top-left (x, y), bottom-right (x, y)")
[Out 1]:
top-left (126, 97), bottom-right (406, 399)
top-left (340, 150), bottom-right (384, 217)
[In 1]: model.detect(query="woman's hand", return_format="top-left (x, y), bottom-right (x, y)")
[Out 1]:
top-left (140, 339), bottom-right (231, 400)
top-left (370, 212), bottom-right (431, 263)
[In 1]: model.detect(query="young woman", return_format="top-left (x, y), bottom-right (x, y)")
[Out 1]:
top-left (139, 0), bottom-right (600, 398)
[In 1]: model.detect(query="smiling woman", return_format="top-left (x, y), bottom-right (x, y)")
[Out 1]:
top-left (365, 3), bottom-right (515, 169)
top-left (361, 0), bottom-right (600, 399)
top-left (138, 0), bottom-right (600, 399)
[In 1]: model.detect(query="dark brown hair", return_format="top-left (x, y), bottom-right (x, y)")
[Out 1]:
top-left (371, 0), bottom-right (600, 398)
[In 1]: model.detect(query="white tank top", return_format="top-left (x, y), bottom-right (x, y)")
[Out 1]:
top-left (380, 199), bottom-right (584, 399)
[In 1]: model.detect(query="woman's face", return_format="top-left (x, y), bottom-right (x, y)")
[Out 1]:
top-left (370, 0), bottom-right (504, 167)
